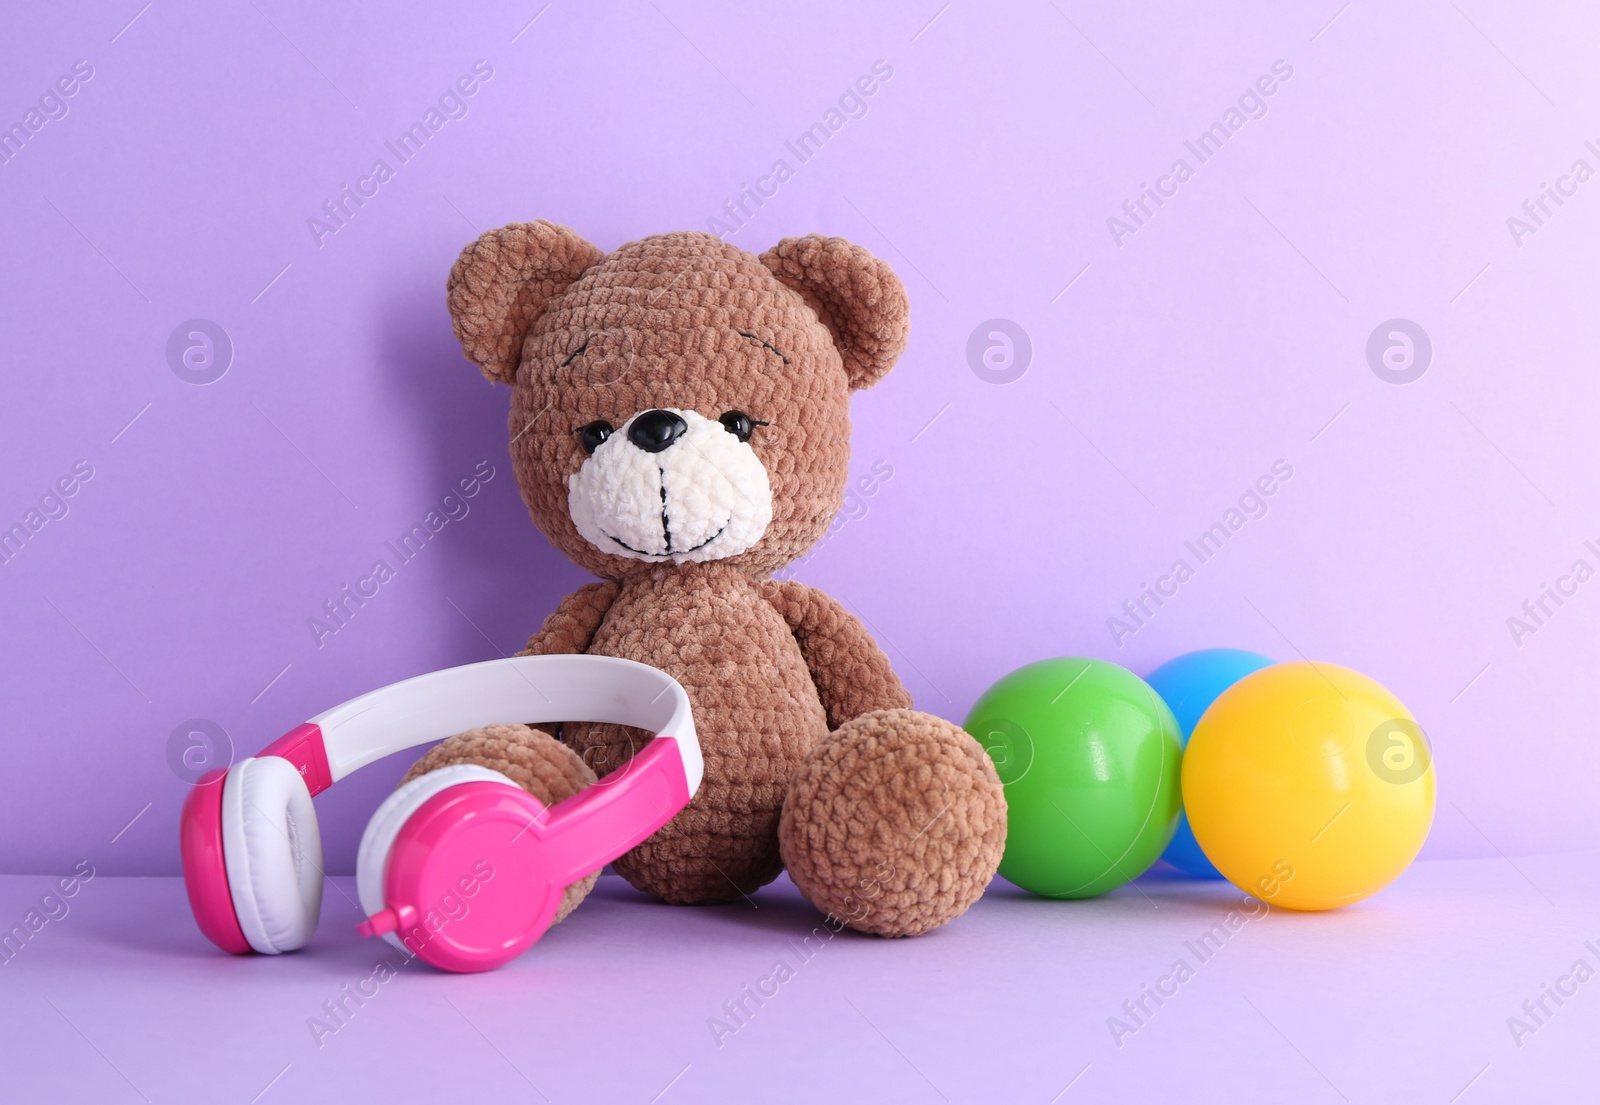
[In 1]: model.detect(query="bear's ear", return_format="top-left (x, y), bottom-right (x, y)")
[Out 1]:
top-left (759, 234), bottom-right (910, 390)
top-left (446, 221), bottom-right (604, 384)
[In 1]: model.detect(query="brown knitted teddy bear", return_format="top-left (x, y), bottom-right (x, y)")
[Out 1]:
top-left (402, 223), bottom-right (1005, 937)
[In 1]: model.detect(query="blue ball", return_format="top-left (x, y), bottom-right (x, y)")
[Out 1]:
top-left (1145, 649), bottom-right (1275, 878)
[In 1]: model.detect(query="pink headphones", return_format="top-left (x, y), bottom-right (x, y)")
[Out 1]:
top-left (180, 655), bottom-right (701, 972)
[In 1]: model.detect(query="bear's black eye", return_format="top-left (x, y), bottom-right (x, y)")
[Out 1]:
top-left (578, 420), bottom-right (613, 455)
top-left (719, 411), bottom-right (768, 443)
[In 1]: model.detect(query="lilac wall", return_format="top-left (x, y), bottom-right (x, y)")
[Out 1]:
top-left (3, 0), bottom-right (1595, 875)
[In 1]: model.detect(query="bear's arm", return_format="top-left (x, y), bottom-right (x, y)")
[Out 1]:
top-left (761, 579), bottom-right (913, 730)
top-left (516, 580), bottom-right (620, 656)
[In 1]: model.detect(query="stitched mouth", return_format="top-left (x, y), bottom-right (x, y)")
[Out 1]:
top-left (607, 523), bottom-right (727, 558)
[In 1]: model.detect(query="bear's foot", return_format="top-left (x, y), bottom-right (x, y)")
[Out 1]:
top-left (402, 723), bottom-right (599, 924)
top-left (779, 708), bottom-right (1006, 937)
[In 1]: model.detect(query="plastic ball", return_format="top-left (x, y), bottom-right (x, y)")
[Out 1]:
top-left (965, 658), bottom-right (1182, 898)
top-left (1182, 661), bottom-right (1435, 911)
top-left (1145, 648), bottom-right (1275, 878)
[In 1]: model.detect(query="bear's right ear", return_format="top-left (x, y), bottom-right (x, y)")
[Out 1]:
top-left (759, 234), bottom-right (910, 391)
top-left (446, 221), bottom-right (604, 384)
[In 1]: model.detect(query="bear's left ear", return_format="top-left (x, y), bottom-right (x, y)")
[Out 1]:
top-left (759, 234), bottom-right (910, 390)
top-left (447, 221), bottom-right (604, 384)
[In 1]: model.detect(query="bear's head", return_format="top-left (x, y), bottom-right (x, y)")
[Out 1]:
top-left (446, 224), bottom-right (910, 578)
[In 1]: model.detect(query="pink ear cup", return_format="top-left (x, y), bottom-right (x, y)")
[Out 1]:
top-left (181, 768), bottom-right (251, 954)
top-left (183, 723), bottom-right (333, 956)
top-left (222, 757), bottom-right (324, 954)
top-left (358, 737), bottom-right (691, 972)
top-left (354, 763), bottom-right (515, 951)
top-left (363, 782), bottom-right (563, 972)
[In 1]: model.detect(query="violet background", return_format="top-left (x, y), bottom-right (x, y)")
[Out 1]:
top-left (3, 0), bottom-right (1596, 879)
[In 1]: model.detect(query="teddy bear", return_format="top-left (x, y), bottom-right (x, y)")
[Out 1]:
top-left (402, 222), bottom-right (1005, 937)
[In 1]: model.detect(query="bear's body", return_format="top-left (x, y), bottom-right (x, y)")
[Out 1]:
top-left (544, 567), bottom-right (831, 903)
top-left (408, 225), bottom-right (1006, 937)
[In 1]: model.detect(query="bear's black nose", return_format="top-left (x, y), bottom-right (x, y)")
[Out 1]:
top-left (628, 410), bottom-right (688, 453)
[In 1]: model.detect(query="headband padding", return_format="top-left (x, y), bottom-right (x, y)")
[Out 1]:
top-left (222, 757), bottom-right (324, 954)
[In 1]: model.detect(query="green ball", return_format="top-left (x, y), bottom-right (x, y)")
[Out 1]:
top-left (965, 658), bottom-right (1182, 898)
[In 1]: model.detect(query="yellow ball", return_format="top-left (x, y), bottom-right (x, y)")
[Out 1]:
top-left (1182, 661), bottom-right (1435, 911)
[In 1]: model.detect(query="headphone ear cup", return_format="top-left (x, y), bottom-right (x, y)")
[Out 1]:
top-left (356, 764), bottom-right (518, 951)
top-left (221, 757), bottom-right (324, 954)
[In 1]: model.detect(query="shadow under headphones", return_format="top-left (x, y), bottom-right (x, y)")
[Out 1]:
top-left (180, 655), bottom-right (701, 973)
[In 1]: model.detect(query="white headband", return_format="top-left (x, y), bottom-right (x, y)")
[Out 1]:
top-left (290, 654), bottom-right (701, 793)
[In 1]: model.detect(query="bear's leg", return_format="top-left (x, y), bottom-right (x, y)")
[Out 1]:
top-left (778, 709), bottom-right (1007, 937)
top-left (401, 724), bottom-right (600, 924)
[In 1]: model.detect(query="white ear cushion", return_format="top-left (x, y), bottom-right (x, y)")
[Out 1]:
top-left (356, 764), bottom-right (518, 952)
top-left (222, 757), bottom-right (324, 955)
